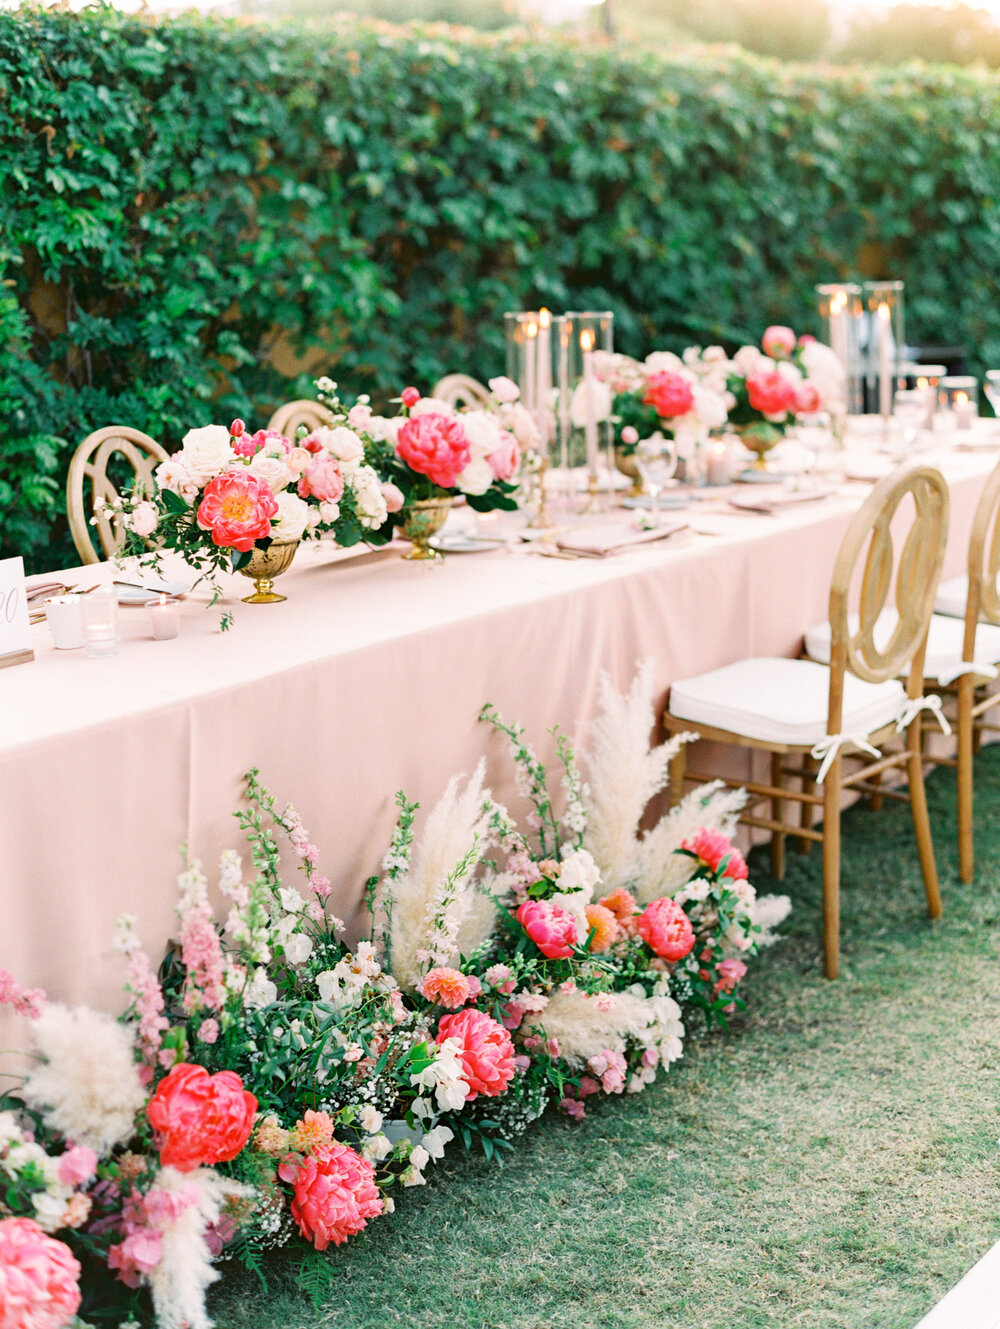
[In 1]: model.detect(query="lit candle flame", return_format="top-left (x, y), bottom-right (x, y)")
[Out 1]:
top-left (539, 307), bottom-right (551, 329)
top-left (955, 391), bottom-right (969, 406)
top-left (525, 319), bottom-right (538, 339)
top-left (830, 291), bottom-right (847, 315)
top-left (580, 329), bottom-right (595, 352)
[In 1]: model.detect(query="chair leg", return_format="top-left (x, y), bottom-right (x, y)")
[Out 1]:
top-left (796, 753), bottom-right (815, 854)
top-left (822, 760), bottom-right (841, 980)
top-left (907, 718), bottom-right (942, 919)
top-left (668, 744), bottom-right (687, 809)
top-left (867, 766), bottom-right (884, 812)
top-left (957, 676), bottom-right (975, 884)
top-left (770, 752), bottom-right (786, 880)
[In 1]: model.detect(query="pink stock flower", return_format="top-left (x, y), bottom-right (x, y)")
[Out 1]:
top-left (419, 967), bottom-right (472, 1009)
top-left (381, 482), bottom-right (405, 513)
top-left (280, 1142), bottom-right (382, 1250)
top-left (0, 1217), bottom-right (82, 1328)
top-left (516, 899), bottom-right (580, 959)
top-left (297, 454), bottom-right (344, 503)
top-left (644, 371), bottom-right (696, 419)
top-left (0, 970), bottom-right (46, 1020)
top-left (436, 1009), bottom-right (515, 1100)
top-left (400, 386), bottom-right (421, 409)
top-left (715, 957), bottom-right (748, 995)
top-left (746, 371), bottom-right (796, 417)
top-left (196, 470), bottom-right (278, 552)
top-left (395, 413), bottom-right (471, 489)
top-left (56, 1146), bottom-right (97, 1189)
top-left (637, 897), bottom-right (696, 963)
top-left (794, 379), bottom-right (824, 414)
top-left (198, 1018), bottom-right (220, 1045)
top-left (178, 890), bottom-right (228, 1015)
top-left (761, 325), bottom-right (797, 358)
top-left (126, 944), bottom-right (169, 1066)
top-left (487, 429), bottom-right (520, 481)
top-left (682, 827), bottom-right (749, 881)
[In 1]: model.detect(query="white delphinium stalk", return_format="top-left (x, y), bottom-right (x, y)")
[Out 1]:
top-left (581, 660), bottom-right (694, 892)
top-left (148, 1166), bottom-right (253, 1329)
top-left (633, 781), bottom-right (747, 904)
top-left (389, 763), bottom-right (499, 991)
top-left (21, 1005), bottom-right (146, 1155)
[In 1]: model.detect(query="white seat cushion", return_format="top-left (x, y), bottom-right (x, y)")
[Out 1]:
top-left (804, 610), bottom-right (1000, 681)
top-left (668, 656), bottom-right (906, 746)
top-left (934, 575), bottom-right (968, 619)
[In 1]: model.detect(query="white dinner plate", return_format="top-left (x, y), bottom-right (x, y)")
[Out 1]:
top-left (428, 535), bottom-right (505, 554)
top-left (621, 494), bottom-right (689, 511)
top-left (115, 579), bottom-right (190, 605)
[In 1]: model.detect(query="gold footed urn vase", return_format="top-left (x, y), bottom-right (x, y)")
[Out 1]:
top-left (734, 422), bottom-right (784, 481)
top-left (398, 496), bottom-right (453, 560)
top-left (238, 539), bottom-right (300, 603)
top-left (613, 447), bottom-right (645, 498)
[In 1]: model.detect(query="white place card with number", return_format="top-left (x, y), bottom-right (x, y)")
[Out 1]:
top-left (0, 557), bottom-right (34, 669)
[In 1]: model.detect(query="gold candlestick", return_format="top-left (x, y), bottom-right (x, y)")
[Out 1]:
top-left (579, 472), bottom-right (601, 515)
top-left (528, 455), bottom-right (552, 529)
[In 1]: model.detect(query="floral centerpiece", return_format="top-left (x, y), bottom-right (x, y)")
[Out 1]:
top-left (111, 416), bottom-right (395, 601)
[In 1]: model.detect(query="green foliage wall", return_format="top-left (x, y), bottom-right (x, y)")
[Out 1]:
top-left (3, 8), bottom-right (1000, 570)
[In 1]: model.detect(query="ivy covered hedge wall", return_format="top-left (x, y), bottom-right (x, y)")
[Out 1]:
top-left (3, 7), bottom-right (1000, 570)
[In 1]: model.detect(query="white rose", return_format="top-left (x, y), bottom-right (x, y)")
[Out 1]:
top-left (455, 456), bottom-right (494, 496)
top-left (284, 933), bottom-right (313, 966)
top-left (177, 425), bottom-right (234, 483)
top-left (732, 346), bottom-right (767, 376)
top-left (318, 500), bottom-right (341, 524)
top-left (692, 387), bottom-right (729, 430)
top-left (322, 426), bottom-right (365, 473)
top-left (410, 396), bottom-right (456, 419)
top-left (130, 501), bottom-right (159, 537)
top-left (489, 375), bottom-right (520, 403)
top-left (271, 492), bottom-right (311, 542)
top-left (248, 451), bottom-right (292, 494)
top-left (32, 1191), bottom-right (69, 1233)
top-left (351, 465), bottom-right (388, 529)
top-left (365, 415), bottom-right (403, 446)
top-left (459, 410), bottom-right (502, 460)
top-left (800, 339), bottom-right (846, 383)
top-left (775, 360), bottom-right (803, 384)
top-left (359, 1105), bottom-right (383, 1134)
top-left (644, 350), bottom-right (685, 375)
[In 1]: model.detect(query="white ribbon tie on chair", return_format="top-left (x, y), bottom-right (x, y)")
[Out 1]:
top-left (809, 734), bottom-right (883, 784)
top-left (934, 660), bottom-right (1000, 687)
top-left (895, 694), bottom-right (953, 736)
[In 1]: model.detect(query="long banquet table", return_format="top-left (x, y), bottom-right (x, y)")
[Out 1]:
top-left (2, 443), bottom-right (996, 1049)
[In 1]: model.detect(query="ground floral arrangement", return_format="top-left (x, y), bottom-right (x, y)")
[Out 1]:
top-left (0, 664), bottom-right (790, 1329)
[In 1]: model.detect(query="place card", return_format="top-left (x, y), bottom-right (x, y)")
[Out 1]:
top-left (0, 557), bottom-right (34, 669)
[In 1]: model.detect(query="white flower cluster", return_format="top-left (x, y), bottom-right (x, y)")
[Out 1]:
top-left (409, 1037), bottom-right (470, 1114)
top-left (0, 1112), bottom-right (90, 1233)
top-left (315, 941), bottom-right (386, 1010)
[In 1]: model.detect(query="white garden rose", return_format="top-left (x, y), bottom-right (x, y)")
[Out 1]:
top-left (800, 339), bottom-right (846, 384)
top-left (455, 456), bottom-right (494, 496)
top-left (364, 415), bottom-right (403, 446)
top-left (692, 385), bottom-right (729, 430)
top-left (248, 451), bottom-right (292, 494)
top-left (271, 492), bottom-right (311, 542)
top-left (321, 426), bottom-right (365, 473)
top-left (410, 396), bottom-right (457, 419)
top-left (351, 464), bottom-right (388, 529)
top-left (645, 350), bottom-right (685, 375)
top-left (732, 345), bottom-right (768, 376)
top-left (177, 425), bottom-right (234, 483)
top-left (569, 378), bottom-right (612, 429)
top-left (459, 410), bottom-right (502, 460)
top-left (504, 402), bottom-right (542, 449)
top-left (775, 359), bottom-right (803, 385)
top-left (154, 457), bottom-right (199, 503)
top-left (318, 500), bottom-right (341, 524)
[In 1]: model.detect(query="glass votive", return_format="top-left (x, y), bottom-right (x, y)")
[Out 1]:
top-left (938, 376), bottom-right (979, 430)
top-left (149, 593), bottom-right (179, 640)
top-left (82, 585), bottom-right (119, 659)
top-left (705, 437), bottom-right (731, 486)
top-left (45, 595), bottom-right (85, 650)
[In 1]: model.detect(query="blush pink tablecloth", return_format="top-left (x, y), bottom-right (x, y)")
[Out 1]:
top-left (1, 447), bottom-right (994, 1051)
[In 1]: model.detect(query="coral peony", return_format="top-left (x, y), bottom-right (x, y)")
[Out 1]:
top-left (297, 454), bottom-right (344, 504)
top-left (395, 413), bottom-right (471, 489)
top-left (435, 1009), bottom-right (515, 1100)
top-left (196, 470), bottom-right (277, 552)
top-left (682, 827), bottom-right (749, 880)
top-left (516, 899), bottom-right (580, 959)
top-left (0, 1217), bottom-right (82, 1329)
top-left (745, 371), bottom-right (796, 417)
top-left (643, 371), bottom-right (695, 419)
top-left (147, 1063), bottom-right (256, 1172)
top-left (598, 887), bottom-right (639, 926)
top-left (419, 967), bottom-right (472, 1009)
top-left (584, 904), bottom-right (619, 954)
top-left (761, 325), bottom-right (796, 358)
top-left (280, 1142), bottom-right (382, 1250)
top-left (637, 898), bottom-right (696, 963)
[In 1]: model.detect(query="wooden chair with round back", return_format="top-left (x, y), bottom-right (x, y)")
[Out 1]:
top-left (67, 426), bottom-right (170, 565)
top-left (266, 400), bottom-right (335, 439)
top-left (664, 459), bottom-right (950, 978)
top-left (430, 374), bottom-right (493, 410)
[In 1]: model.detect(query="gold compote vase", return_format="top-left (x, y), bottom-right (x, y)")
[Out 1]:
top-left (734, 421), bottom-right (784, 481)
top-left (398, 496), bottom-right (453, 560)
top-left (613, 446), bottom-right (646, 498)
top-left (238, 539), bottom-right (300, 603)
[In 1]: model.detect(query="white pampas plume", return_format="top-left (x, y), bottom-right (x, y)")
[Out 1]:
top-left (390, 761), bottom-right (496, 991)
top-left (582, 660), bottom-right (693, 893)
top-left (453, 867), bottom-right (508, 960)
top-left (751, 894), bottom-right (792, 946)
top-left (633, 781), bottom-right (748, 904)
top-left (21, 1005), bottom-right (146, 1155)
top-left (525, 989), bottom-right (656, 1067)
top-left (148, 1166), bottom-right (252, 1329)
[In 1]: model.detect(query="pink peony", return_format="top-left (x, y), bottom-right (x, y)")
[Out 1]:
top-left (400, 386), bottom-right (421, 408)
top-left (280, 1142), bottom-right (382, 1250)
top-left (487, 429), bottom-right (521, 482)
top-left (297, 453), bottom-right (344, 503)
top-left (395, 413), bottom-right (471, 489)
top-left (715, 957), bottom-right (748, 995)
top-left (436, 1009), bottom-right (515, 1100)
top-left (196, 470), bottom-right (278, 552)
top-left (794, 379), bottom-right (824, 415)
top-left (381, 482), bottom-right (405, 513)
top-left (516, 899), bottom-right (580, 959)
top-left (147, 1063), bottom-right (257, 1172)
top-left (761, 325), bottom-right (797, 358)
top-left (56, 1145), bottom-right (97, 1189)
top-left (637, 897), bottom-right (696, 962)
top-left (745, 371), bottom-right (796, 417)
top-left (681, 827), bottom-right (749, 881)
top-left (643, 371), bottom-right (695, 419)
top-left (0, 1217), bottom-right (82, 1329)
top-left (419, 967), bottom-right (472, 1009)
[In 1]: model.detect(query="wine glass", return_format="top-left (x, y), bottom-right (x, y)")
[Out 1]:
top-left (890, 388), bottom-right (927, 455)
top-left (635, 436), bottom-right (678, 524)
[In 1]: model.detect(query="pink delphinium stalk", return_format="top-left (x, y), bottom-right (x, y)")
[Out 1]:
top-left (0, 969), bottom-right (46, 1020)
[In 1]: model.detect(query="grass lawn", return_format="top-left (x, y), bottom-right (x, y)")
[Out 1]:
top-left (209, 748), bottom-right (1000, 1329)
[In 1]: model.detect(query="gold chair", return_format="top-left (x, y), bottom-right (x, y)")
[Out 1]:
top-left (430, 374), bottom-right (493, 410)
top-left (664, 460), bottom-right (950, 979)
top-left (67, 426), bottom-right (169, 565)
top-left (266, 400), bottom-right (334, 438)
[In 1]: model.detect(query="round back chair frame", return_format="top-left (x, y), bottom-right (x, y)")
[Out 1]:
top-left (266, 400), bottom-right (335, 439)
top-left (67, 426), bottom-right (169, 565)
top-left (430, 374), bottom-right (493, 410)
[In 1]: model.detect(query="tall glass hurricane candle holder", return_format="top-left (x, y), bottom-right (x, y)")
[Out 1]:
top-left (504, 311), bottom-right (540, 420)
top-left (816, 283), bottom-right (864, 416)
top-left (862, 281), bottom-right (905, 424)
top-left (565, 310), bottom-right (614, 511)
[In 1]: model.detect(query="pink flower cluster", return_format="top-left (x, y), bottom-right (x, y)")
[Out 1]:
top-left (0, 1217), bottom-right (81, 1329)
top-left (583, 1049), bottom-right (627, 1096)
top-left (516, 899), bottom-right (580, 959)
top-left (232, 426), bottom-right (291, 459)
top-left (681, 827), bottom-right (748, 881)
top-left (0, 970), bottom-right (46, 1020)
top-left (279, 1142), bottom-right (383, 1250)
top-left (124, 947), bottom-right (169, 1069)
top-left (436, 1009), bottom-right (515, 1100)
top-left (107, 1186), bottom-right (199, 1288)
top-left (178, 891), bottom-right (228, 1016)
